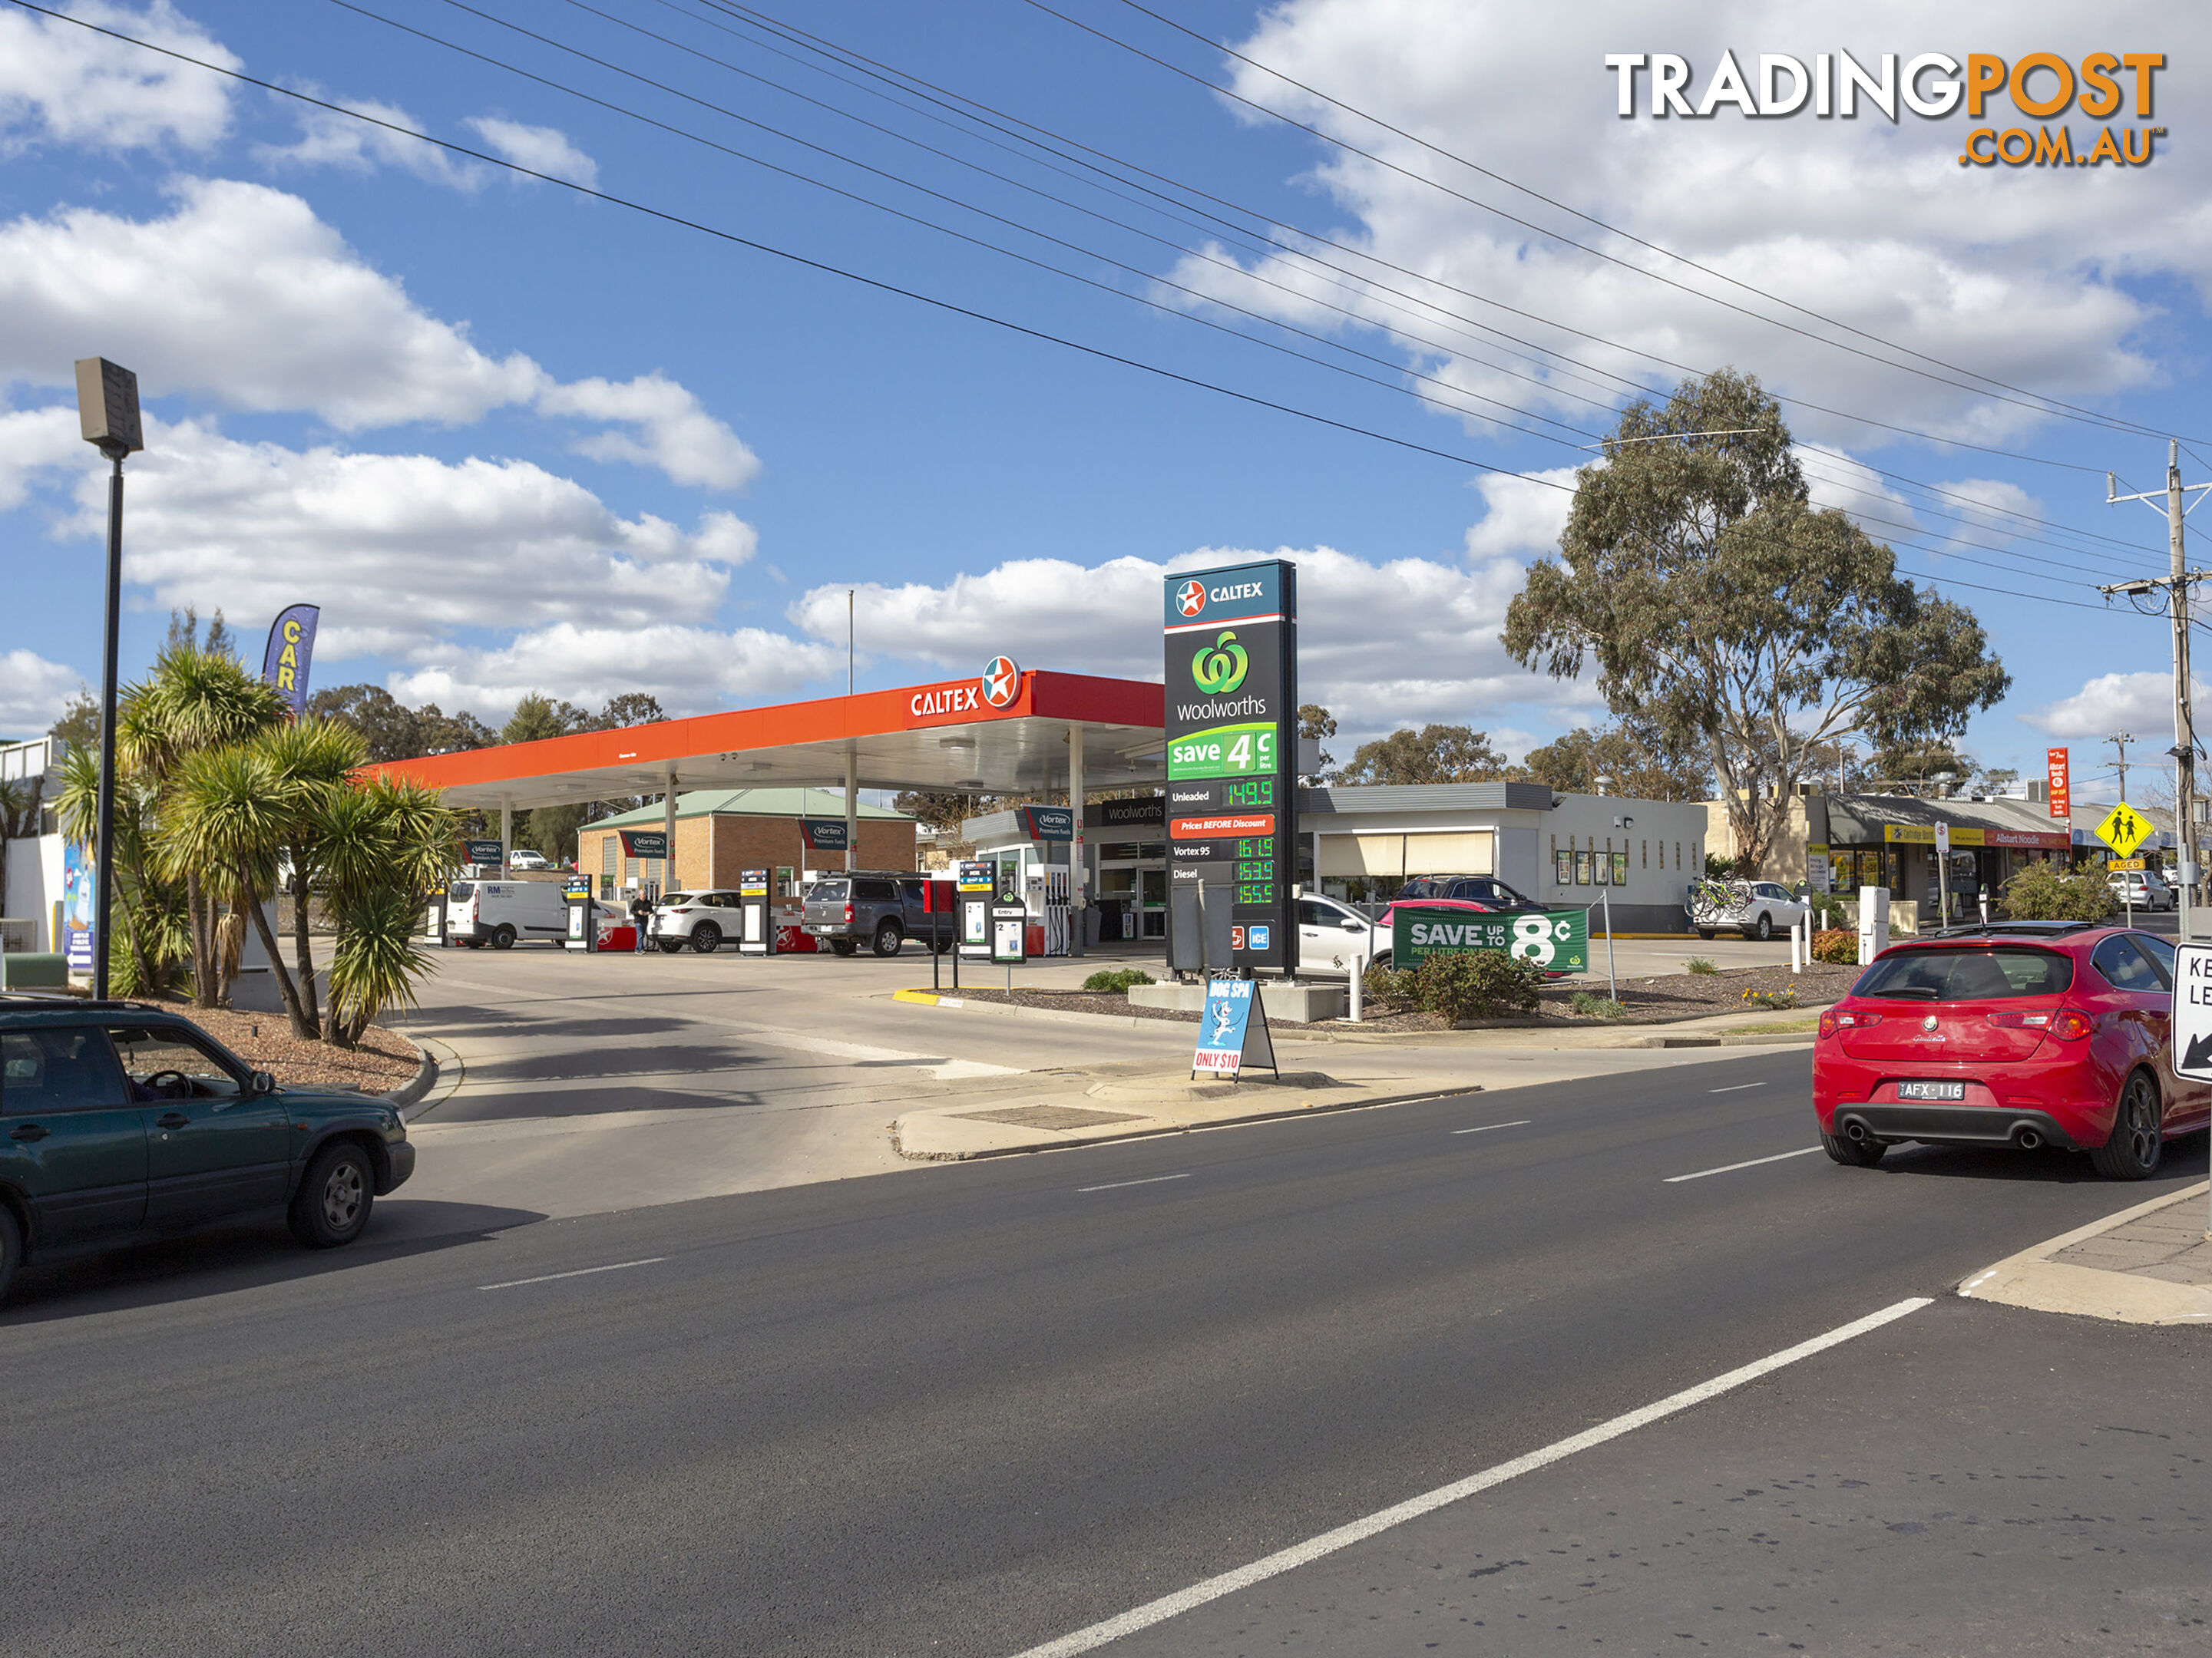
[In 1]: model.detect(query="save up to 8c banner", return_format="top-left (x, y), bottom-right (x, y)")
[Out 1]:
top-left (1163, 559), bottom-right (1297, 976)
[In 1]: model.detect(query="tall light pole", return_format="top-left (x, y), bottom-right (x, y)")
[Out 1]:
top-left (73, 358), bottom-right (143, 1003)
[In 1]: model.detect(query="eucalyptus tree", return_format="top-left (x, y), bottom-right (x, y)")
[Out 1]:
top-left (1503, 369), bottom-right (2010, 876)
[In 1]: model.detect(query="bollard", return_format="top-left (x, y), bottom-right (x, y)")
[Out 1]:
top-left (1349, 950), bottom-right (1363, 1023)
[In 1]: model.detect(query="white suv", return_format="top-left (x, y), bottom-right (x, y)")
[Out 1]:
top-left (507, 849), bottom-right (551, 870)
top-left (649, 890), bottom-right (746, 953)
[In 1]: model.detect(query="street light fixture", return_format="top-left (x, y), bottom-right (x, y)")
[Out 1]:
top-left (73, 357), bottom-right (143, 1004)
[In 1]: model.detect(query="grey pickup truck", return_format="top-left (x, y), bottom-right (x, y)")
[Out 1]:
top-left (802, 871), bottom-right (955, 957)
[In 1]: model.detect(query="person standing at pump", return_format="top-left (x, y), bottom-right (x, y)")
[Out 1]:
top-left (628, 886), bottom-right (652, 954)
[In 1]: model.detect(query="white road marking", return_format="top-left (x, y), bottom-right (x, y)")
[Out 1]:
top-left (1076, 1173), bottom-right (1192, 1194)
top-left (1663, 1146), bottom-right (1822, 1183)
top-left (479, 1257), bottom-right (666, 1290)
top-left (1007, 1296), bottom-right (1933, 1658)
top-left (1708, 1082), bottom-right (1766, 1094)
top-left (1450, 1119), bottom-right (1533, 1135)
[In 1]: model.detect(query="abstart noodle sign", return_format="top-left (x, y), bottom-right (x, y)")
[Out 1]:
top-left (1164, 560), bottom-right (1296, 975)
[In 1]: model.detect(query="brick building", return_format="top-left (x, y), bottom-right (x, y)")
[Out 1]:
top-left (577, 788), bottom-right (916, 898)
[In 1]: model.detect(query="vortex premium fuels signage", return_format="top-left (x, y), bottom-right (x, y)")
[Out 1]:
top-left (1162, 560), bottom-right (1296, 976)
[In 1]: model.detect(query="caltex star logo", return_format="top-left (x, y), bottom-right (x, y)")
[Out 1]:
top-left (980, 655), bottom-right (1020, 707)
top-left (1175, 580), bottom-right (1206, 617)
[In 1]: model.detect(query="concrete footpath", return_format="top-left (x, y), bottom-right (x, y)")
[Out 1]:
top-left (1961, 1178), bottom-right (2212, 1325)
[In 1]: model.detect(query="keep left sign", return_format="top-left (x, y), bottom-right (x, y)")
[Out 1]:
top-left (2171, 943), bottom-right (2212, 1082)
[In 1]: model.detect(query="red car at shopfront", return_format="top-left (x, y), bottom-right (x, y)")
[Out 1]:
top-left (1813, 923), bottom-right (2210, 1178)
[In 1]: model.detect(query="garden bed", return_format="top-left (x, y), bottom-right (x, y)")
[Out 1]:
top-left (138, 995), bottom-right (422, 1093)
top-left (947, 960), bottom-right (1860, 1032)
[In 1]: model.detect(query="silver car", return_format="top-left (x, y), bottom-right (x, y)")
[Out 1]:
top-left (2107, 870), bottom-right (2175, 912)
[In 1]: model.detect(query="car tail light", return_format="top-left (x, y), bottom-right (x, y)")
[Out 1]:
top-left (843, 903), bottom-right (854, 923)
top-left (1984, 1010), bottom-right (2054, 1029)
top-left (1818, 1008), bottom-right (1881, 1039)
top-left (2046, 1009), bottom-right (2094, 1041)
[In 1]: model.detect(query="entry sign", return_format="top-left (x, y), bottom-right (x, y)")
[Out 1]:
top-left (990, 903), bottom-right (1028, 964)
top-left (1191, 978), bottom-right (1278, 1080)
top-left (2095, 801), bottom-right (2155, 859)
top-left (2171, 944), bottom-right (2212, 1083)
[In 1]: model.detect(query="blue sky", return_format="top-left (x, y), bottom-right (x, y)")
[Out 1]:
top-left (3, 0), bottom-right (2208, 800)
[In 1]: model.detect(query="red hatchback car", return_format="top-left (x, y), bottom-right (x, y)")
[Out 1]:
top-left (1813, 923), bottom-right (2210, 1178)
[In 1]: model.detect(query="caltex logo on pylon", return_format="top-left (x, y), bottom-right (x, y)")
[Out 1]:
top-left (1175, 580), bottom-right (1206, 618)
top-left (980, 655), bottom-right (1020, 708)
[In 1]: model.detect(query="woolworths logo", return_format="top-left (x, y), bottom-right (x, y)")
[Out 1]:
top-left (1191, 630), bottom-right (1248, 695)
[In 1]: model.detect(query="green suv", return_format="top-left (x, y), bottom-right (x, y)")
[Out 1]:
top-left (0, 995), bottom-right (416, 1301)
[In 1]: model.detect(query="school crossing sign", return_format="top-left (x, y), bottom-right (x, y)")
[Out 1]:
top-left (2094, 801), bottom-right (2155, 860)
top-left (1391, 906), bottom-right (1590, 973)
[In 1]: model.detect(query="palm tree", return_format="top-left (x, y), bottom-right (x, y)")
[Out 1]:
top-left (317, 777), bottom-right (460, 1048)
top-left (120, 645), bottom-right (287, 1006)
top-left (253, 717), bottom-right (370, 1033)
top-left (159, 743), bottom-right (309, 1035)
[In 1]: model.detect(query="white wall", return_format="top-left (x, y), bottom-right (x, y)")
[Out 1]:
top-left (1535, 795), bottom-right (1708, 913)
top-left (3, 834), bottom-right (65, 950)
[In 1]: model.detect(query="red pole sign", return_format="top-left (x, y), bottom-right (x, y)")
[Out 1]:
top-left (2046, 747), bottom-right (2070, 820)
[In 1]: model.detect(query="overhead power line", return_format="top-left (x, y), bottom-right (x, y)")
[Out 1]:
top-left (1111, 0), bottom-right (2194, 447)
top-left (2, 0), bottom-right (1577, 492)
top-left (1055, 0), bottom-right (2200, 447)
top-left (673, 0), bottom-right (2141, 480)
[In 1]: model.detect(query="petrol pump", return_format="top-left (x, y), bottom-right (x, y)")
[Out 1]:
top-left (738, 868), bottom-right (776, 956)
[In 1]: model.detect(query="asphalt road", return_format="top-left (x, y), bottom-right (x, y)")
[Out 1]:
top-left (2, 1051), bottom-right (2203, 1657)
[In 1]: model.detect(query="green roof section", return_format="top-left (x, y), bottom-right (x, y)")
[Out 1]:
top-left (586, 788), bottom-right (913, 829)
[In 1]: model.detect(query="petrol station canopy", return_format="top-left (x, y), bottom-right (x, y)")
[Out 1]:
top-left (371, 668), bottom-right (1166, 810)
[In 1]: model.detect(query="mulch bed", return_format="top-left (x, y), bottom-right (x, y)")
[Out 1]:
top-left (948, 960), bottom-right (1858, 1032)
top-left (134, 994), bottom-right (422, 1093)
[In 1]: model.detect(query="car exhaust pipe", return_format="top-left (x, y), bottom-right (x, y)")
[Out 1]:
top-left (2015, 1127), bottom-right (2043, 1151)
top-left (1844, 1120), bottom-right (1870, 1144)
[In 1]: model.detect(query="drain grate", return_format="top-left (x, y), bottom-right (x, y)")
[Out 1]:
top-left (951, 1104), bottom-right (1147, 1131)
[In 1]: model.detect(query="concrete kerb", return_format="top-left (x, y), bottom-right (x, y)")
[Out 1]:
top-left (393, 1035), bottom-right (465, 1122)
top-left (1957, 1179), bottom-right (2212, 1326)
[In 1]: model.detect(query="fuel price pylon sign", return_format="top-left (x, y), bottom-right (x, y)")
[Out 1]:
top-left (1164, 560), bottom-right (1296, 976)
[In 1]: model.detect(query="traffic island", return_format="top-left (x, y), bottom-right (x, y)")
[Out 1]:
top-left (1958, 1180), bottom-right (2212, 1326)
top-left (891, 1070), bottom-right (1468, 1160)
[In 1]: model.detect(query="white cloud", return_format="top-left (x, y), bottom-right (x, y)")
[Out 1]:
top-left (1177, 0), bottom-right (2204, 449)
top-left (0, 180), bottom-right (541, 428)
top-left (537, 374), bottom-right (760, 491)
top-left (0, 1), bottom-right (236, 154)
top-left (257, 95), bottom-right (483, 190)
top-left (1929, 477), bottom-right (2045, 543)
top-left (795, 543), bottom-right (1596, 744)
top-left (387, 623), bottom-right (838, 723)
top-left (0, 648), bottom-right (81, 737)
top-left (465, 117), bottom-right (599, 188)
top-left (1463, 466), bottom-right (1579, 560)
top-left (0, 181), bottom-right (758, 487)
top-left (4, 406), bottom-right (753, 670)
top-left (2020, 670), bottom-right (2199, 740)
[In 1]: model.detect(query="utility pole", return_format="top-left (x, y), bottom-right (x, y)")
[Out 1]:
top-left (2106, 732), bottom-right (2133, 804)
top-left (2105, 441), bottom-right (2212, 943)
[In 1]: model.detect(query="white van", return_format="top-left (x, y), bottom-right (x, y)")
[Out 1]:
top-left (443, 878), bottom-right (570, 949)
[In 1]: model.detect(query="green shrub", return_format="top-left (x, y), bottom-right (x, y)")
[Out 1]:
top-left (1810, 928), bottom-right (1860, 965)
top-left (1685, 956), bottom-right (1717, 976)
top-left (1741, 986), bottom-right (1797, 1009)
top-left (1082, 968), bottom-right (1156, 992)
top-left (1361, 962), bottom-right (1413, 1010)
top-left (1570, 990), bottom-right (1628, 1019)
top-left (1410, 950), bottom-right (1544, 1021)
top-left (1806, 891), bottom-right (1852, 929)
top-left (1999, 863), bottom-right (2114, 923)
